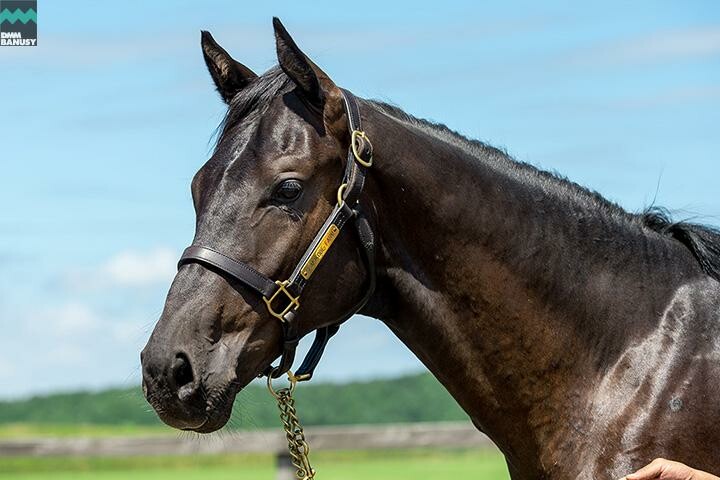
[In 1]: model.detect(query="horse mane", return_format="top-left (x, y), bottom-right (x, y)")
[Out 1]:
top-left (368, 99), bottom-right (630, 218)
top-left (640, 207), bottom-right (720, 281)
top-left (213, 67), bottom-right (720, 282)
top-left (368, 100), bottom-right (720, 282)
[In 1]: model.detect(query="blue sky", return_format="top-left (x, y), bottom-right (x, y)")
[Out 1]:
top-left (0, 1), bottom-right (718, 398)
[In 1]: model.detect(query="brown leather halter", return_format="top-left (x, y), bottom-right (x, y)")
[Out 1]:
top-left (177, 89), bottom-right (376, 380)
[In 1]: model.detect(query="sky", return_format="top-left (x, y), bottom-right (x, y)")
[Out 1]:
top-left (0, 1), bottom-right (719, 399)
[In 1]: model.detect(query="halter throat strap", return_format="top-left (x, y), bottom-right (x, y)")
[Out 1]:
top-left (177, 88), bottom-right (375, 380)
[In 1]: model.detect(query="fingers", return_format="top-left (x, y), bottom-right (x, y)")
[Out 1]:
top-left (622, 458), bottom-right (667, 480)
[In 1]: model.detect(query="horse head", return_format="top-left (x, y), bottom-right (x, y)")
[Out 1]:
top-left (141, 19), bottom-right (372, 432)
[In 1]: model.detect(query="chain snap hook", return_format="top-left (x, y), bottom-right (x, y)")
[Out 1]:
top-left (267, 368), bottom-right (297, 398)
top-left (267, 369), bottom-right (316, 479)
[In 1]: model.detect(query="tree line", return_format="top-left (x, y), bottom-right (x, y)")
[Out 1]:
top-left (0, 373), bottom-right (468, 428)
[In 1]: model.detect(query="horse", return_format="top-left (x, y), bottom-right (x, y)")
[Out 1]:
top-left (141, 18), bottom-right (720, 479)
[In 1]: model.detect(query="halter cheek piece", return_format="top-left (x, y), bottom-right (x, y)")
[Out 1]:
top-left (177, 89), bottom-right (376, 380)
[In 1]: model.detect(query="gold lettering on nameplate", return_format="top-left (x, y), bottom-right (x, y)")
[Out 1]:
top-left (300, 224), bottom-right (340, 279)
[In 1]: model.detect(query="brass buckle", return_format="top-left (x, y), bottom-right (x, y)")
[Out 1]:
top-left (263, 280), bottom-right (300, 322)
top-left (351, 130), bottom-right (373, 167)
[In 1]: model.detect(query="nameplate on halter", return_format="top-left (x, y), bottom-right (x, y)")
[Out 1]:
top-left (301, 224), bottom-right (340, 279)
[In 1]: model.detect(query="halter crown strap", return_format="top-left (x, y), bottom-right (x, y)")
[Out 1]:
top-left (177, 89), bottom-right (375, 380)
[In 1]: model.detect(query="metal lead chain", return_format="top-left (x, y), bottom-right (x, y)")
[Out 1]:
top-left (268, 371), bottom-right (316, 480)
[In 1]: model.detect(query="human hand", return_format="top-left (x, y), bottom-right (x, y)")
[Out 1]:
top-left (620, 458), bottom-right (719, 480)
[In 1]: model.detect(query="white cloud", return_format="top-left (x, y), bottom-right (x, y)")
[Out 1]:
top-left (44, 345), bottom-right (88, 367)
top-left (64, 247), bottom-right (177, 291)
top-left (102, 248), bottom-right (177, 287)
top-left (24, 301), bottom-right (150, 342)
top-left (111, 321), bottom-right (147, 345)
top-left (565, 27), bottom-right (720, 67)
top-left (624, 27), bottom-right (720, 62)
top-left (28, 302), bottom-right (102, 336)
top-left (54, 302), bottom-right (100, 331)
top-left (609, 85), bottom-right (720, 110)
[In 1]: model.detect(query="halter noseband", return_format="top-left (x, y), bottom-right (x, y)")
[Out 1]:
top-left (177, 89), bottom-right (376, 380)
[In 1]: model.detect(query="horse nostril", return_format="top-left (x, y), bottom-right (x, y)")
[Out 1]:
top-left (171, 353), bottom-right (194, 390)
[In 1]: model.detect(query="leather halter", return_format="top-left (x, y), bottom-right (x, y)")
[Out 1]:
top-left (178, 89), bottom-right (376, 380)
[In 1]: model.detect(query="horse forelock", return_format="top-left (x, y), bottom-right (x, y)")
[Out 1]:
top-left (214, 66), bottom-right (294, 148)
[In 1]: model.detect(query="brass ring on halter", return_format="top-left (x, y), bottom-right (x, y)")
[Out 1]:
top-left (351, 130), bottom-right (373, 167)
top-left (267, 368), bottom-right (297, 399)
top-left (336, 183), bottom-right (347, 207)
top-left (262, 280), bottom-right (300, 323)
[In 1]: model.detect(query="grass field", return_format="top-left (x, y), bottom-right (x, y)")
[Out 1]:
top-left (1, 449), bottom-right (510, 480)
top-left (0, 379), bottom-right (509, 478)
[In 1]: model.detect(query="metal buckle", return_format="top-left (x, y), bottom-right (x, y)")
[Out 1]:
top-left (263, 280), bottom-right (300, 322)
top-left (351, 130), bottom-right (373, 167)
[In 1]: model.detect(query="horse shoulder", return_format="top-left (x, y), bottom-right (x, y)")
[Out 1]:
top-left (582, 277), bottom-right (720, 478)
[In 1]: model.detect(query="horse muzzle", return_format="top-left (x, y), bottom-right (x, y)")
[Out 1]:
top-left (140, 348), bottom-right (211, 430)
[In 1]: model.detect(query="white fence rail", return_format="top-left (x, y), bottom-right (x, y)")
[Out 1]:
top-left (0, 422), bottom-right (498, 480)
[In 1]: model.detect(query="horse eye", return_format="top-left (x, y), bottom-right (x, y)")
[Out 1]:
top-left (274, 179), bottom-right (303, 202)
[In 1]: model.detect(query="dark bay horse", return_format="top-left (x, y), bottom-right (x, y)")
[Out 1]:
top-left (141, 19), bottom-right (720, 479)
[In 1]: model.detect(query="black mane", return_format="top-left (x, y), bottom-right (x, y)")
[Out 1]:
top-left (369, 100), bottom-right (720, 283)
top-left (640, 207), bottom-right (720, 281)
top-left (216, 67), bottom-right (720, 282)
top-left (369, 100), bottom-right (630, 217)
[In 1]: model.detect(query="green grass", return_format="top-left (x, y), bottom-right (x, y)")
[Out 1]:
top-left (1, 449), bottom-right (510, 480)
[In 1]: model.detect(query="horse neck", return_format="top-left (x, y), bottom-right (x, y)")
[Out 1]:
top-left (358, 103), bottom-right (696, 473)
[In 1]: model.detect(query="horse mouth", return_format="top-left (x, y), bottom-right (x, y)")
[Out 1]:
top-left (180, 418), bottom-right (210, 432)
top-left (184, 410), bottom-right (230, 434)
top-left (144, 378), bottom-right (241, 434)
top-left (193, 386), bottom-right (239, 433)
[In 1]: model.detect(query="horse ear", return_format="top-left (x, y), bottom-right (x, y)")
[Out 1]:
top-left (201, 31), bottom-right (257, 104)
top-left (272, 18), bottom-right (344, 128)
